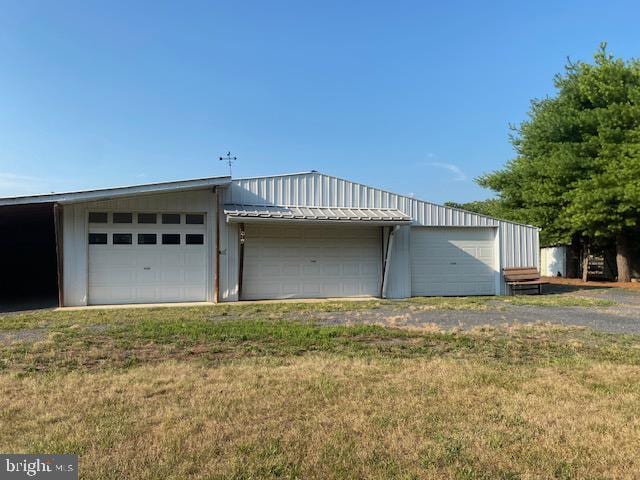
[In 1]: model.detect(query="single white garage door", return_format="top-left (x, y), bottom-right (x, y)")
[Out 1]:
top-left (411, 227), bottom-right (497, 296)
top-left (241, 224), bottom-right (381, 300)
top-left (88, 212), bottom-right (208, 305)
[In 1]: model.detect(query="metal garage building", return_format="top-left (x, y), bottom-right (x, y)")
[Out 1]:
top-left (0, 171), bottom-right (539, 307)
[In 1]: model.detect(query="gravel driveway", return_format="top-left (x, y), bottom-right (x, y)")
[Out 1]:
top-left (317, 285), bottom-right (640, 334)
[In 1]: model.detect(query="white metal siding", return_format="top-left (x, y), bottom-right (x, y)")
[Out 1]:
top-left (229, 174), bottom-right (500, 227)
top-left (219, 219), bottom-right (240, 302)
top-left (499, 221), bottom-right (539, 294)
top-left (62, 203), bottom-right (89, 306)
top-left (62, 189), bottom-right (216, 306)
top-left (383, 226), bottom-right (412, 299)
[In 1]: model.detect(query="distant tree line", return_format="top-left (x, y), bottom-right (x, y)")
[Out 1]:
top-left (448, 44), bottom-right (640, 281)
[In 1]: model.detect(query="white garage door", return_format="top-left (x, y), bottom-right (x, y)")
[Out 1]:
top-left (411, 227), bottom-right (497, 296)
top-left (241, 224), bottom-right (382, 300)
top-left (88, 212), bottom-right (208, 305)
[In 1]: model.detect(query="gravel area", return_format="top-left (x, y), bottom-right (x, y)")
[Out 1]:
top-left (316, 287), bottom-right (640, 334)
top-left (0, 329), bottom-right (47, 346)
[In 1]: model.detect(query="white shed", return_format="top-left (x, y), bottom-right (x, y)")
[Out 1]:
top-left (540, 246), bottom-right (567, 277)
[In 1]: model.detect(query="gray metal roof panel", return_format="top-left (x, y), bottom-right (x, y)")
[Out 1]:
top-left (0, 176), bottom-right (232, 206)
top-left (224, 204), bottom-right (413, 224)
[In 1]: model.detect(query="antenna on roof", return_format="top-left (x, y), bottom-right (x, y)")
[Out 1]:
top-left (219, 151), bottom-right (237, 177)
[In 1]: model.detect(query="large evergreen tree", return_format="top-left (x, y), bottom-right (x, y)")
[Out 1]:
top-left (478, 44), bottom-right (640, 281)
top-left (443, 199), bottom-right (510, 220)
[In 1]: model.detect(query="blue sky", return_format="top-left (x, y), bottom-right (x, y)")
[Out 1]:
top-left (1, 1), bottom-right (638, 203)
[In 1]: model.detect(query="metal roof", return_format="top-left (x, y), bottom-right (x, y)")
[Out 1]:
top-left (229, 171), bottom-right (538, 230)
top-left (224, 204), bottom-right (413, 225)
top-left (0, 176), bottom-right (231, 207)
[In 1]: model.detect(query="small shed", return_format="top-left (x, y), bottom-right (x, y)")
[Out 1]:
top-left (540, 246), bottom-right (567, 277)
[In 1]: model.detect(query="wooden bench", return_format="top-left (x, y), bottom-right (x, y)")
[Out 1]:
top-left (503, 267), bottom-right (548, 295)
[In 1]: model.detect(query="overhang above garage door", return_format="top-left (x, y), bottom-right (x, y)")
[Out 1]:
top-left (411, 227), bottom-right (498, 296)
top-left (224, 204), bottom-right (412, 225)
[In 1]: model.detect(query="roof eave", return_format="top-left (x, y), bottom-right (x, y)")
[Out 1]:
top-left (0, 176), bottom-right (232, 207)
top-left (226, 216), bottom-right (413, 226)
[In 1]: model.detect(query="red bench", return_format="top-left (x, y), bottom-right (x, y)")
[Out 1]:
top-left (503, 267), bottom-right (548, 295)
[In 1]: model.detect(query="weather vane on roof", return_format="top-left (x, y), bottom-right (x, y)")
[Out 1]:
top-left (219, 152), bottom-right (237, 177)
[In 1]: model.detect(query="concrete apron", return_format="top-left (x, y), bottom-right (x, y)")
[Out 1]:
top-left (57, 296), bottom-right (379, 311)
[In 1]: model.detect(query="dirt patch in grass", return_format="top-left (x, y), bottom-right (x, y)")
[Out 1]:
top-left (0, 328), bottom-right (47, 346)
top-left (1, 357), bottom-right (639, 479)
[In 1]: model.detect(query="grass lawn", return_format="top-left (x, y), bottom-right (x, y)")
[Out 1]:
top-left (1, 297), bottom-right (638, 479)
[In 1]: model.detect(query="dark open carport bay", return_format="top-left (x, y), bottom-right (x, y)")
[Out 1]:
top-left (0, 203), bottom-right (60, 312)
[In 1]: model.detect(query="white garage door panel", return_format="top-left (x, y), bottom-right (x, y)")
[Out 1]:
top-left (88, 215), bottom-right (207, 305)
top-left (411, 227), bottom-right (497, 296)
top-left (242, 225), bottom-right (381, 300)
top-left (89, 247), bottom-right (207, 304)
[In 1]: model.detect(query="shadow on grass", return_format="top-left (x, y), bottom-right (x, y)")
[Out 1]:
top-left (538, 283), bottom-right (614, 295)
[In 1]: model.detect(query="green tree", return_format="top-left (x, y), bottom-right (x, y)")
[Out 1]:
top-left (443, 199), bottom-right (513, 221)
top-left (478, 44), bottom-right (640, 281)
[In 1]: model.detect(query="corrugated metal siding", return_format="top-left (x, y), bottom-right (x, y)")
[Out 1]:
top-left (62, 190), bottom-right (217, 306)
top-left (62, 203), bottom-right (88, 306)
top-left (79, 190), bottom-right (213, 212)
top-left (228, 172), bottom-right (540, 297)
top-left (498, 220), bottom-right (539, 294)
top-left (384, 226), bottom-right (412, 299)
top-left (219, 221), bottom-right (239, 302)
top-left (229, 173), bottom-right (502, 227)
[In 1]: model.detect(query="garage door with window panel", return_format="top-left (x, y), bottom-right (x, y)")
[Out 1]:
top-left (411, 227), bottom-right (497, 296)
top-left (88, 212), bottom-right (207, 304)
top-left (241, 224), bottom-right (381, 300)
